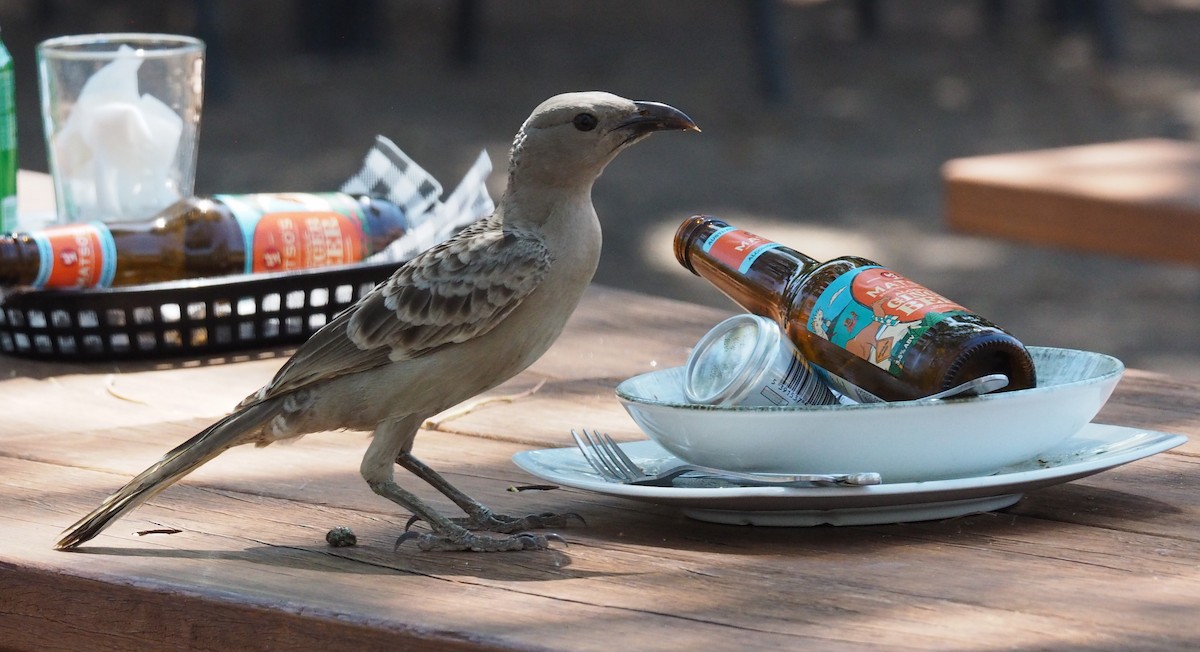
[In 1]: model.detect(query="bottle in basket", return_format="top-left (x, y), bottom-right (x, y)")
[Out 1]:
top-left (673, 215), bottom-right (1037, 402)
top-left (0, 192), bottom-right (410, 289)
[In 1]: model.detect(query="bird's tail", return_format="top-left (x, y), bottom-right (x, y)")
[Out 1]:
top-left (56, 401), bottom-right (280, 550)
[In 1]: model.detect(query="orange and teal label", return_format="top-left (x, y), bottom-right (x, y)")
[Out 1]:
top-left (31, 222), bottom-right (117, 288)
top-left (701, 226), bottom-right (782, 273)
top-left (216, 192), bottom-right (368, 273)
top-left (808, 266), bottom-right (968, 376)
top-left (699, 225), bottom-right (971, 380)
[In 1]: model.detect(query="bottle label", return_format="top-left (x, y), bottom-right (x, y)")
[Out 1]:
top-left (807, 266), bottom-right (968, 376)
top-left (701, 226), bottom-right (783, 274)
top-left (215, 193), bottom-right (367, 273)
top-left (31, 222), bottom-right (118, 288)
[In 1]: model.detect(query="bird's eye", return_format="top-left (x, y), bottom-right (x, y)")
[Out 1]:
top-left (572, 113), bottom-right (598, 131)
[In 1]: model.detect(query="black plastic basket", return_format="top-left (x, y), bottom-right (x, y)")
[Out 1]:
top-left (0, 261), bottom-right (403, 361)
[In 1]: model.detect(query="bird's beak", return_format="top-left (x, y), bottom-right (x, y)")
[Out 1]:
top-left (617, 101), bottom-right (701, 136)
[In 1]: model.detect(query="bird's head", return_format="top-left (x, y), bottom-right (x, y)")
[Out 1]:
top-left (507, 91), bottom-right (699, 191)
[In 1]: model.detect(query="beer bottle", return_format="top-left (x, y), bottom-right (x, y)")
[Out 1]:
top-left (0, 192), bottom-right (409, 289)
top-left (674, 215), bottom-right (1037, 401)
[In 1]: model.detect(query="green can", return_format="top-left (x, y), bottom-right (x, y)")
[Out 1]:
top-left (0, 27), bottom-right (16, 232)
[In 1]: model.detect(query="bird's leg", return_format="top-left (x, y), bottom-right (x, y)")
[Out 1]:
top-left (396, 449), bottom-right (583, 532)
top-left (366, 479), bottom-right (556, 552)
top-left (363, 416), bottom-right (558, 552)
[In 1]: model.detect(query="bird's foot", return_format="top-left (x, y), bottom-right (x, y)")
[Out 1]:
top-left (395, 529), bottom-right (565, 552)
top-left (406, 510), bottom-right (585, 534)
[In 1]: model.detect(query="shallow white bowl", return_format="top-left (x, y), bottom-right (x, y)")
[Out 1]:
top-left (615, 347), bottom-right (1124, 482)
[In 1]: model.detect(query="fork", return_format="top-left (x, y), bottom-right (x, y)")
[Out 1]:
top-left (570, 428), bottom-right (882, 488)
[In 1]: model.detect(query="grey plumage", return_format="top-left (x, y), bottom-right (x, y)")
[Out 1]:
top-left (57, 91), bottom-right (698, 552)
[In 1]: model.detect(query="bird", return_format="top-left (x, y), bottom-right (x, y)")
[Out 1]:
top-left (56, 91), bottom-right (698, 553)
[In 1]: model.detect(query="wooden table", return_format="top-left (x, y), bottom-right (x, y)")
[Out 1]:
top-left (2, 285), bottom-right (1199, 650)
top-left (943, 138), bottom-right (1200, 265)
top-left (3, 176), bottom-right (1200, 649)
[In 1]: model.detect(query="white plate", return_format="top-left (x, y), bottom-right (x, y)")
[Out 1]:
top-left (512, 423), bottom-right (1186, 526)
top-left (617, 347), bottom-right (1124, 482)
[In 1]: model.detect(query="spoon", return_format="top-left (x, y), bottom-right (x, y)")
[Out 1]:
top-left (916, 373), bottom-right (1010, 402)
top-left (834, 373), bottom-right (1011, 404)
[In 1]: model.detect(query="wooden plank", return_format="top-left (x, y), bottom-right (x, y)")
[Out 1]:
top-left (0, 564), bottom-right (494, 652)
top-left (0, 285), bottom-right (720, 445)
top-left (4, 440), bottom-right (1200, 650)
top-left (943, 139), bottom-right (1200, 264)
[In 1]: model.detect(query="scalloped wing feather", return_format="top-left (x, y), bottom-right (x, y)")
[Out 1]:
top-left (246, 215), bottom-right (551, 403)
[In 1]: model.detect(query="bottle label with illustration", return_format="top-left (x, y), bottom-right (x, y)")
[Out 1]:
top-left (30, 222), bottom-right (118, 288)
top-left (807, 265), bottom-right (968, 376)
top-left (701, 226), bottom-right (783, 274)
top-left (216, 193), bottom-right (368, 273)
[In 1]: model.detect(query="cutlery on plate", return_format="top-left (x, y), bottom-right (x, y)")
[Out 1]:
top-left (916, 374), bottom-right (1009, 401)
top-left (850, 373), bottom-right (1010, 404)
top-left (570, 428), bottom-right (882, 488)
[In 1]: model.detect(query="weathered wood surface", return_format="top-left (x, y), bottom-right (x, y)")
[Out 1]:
top-left (2, 284), bottom-right (1199, 651)
top-left (943, 138), bottom-right (1200, 264)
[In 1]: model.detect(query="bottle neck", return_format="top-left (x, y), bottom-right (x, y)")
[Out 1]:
top-left (354, 195), bottom-right (410, 254)
top-left (674, 215), bottom-right (819, 317)
top-left (0, 234), bottom-right (40, 287)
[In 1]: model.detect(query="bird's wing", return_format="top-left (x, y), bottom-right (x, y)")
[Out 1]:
top-left (251, 215), bottom-right (552, 402)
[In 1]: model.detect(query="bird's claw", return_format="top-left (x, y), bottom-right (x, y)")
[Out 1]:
top-left (550, 512), bottom-right (588, 528)
top-left (394, 530), bottom-right (421, 552)
top-left (395, 530), bottom-right (566, 552)
top-left (406, 510), bottom-right (585, 533)
top-left (470, 510), bottom-right (585, 532)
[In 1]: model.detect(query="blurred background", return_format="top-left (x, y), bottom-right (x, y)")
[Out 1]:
top-left (3, 0), bottom-right (1199, 378)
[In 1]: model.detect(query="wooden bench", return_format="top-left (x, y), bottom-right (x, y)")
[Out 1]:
top-left (942, 138), bottom-right (1200, 265)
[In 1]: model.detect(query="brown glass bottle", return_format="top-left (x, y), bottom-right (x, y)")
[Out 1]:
top-left (0, 192), bottom-right (409, 289)
top-left (674, 216), bottom-right (1036, 401)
